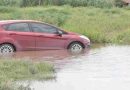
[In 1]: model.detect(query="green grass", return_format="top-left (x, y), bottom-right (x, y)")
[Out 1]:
top-left (58, 6), bottom-right (130, 44)
top-left (0, 6), bottom-right (130, 44)
top-left (0, 59), bottom-right (55, 90)
top-left (62, 6), bottom-right (130, 44)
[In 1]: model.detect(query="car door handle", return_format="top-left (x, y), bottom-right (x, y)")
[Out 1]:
top-left (8, 33), bottom-right (17, 35)
top-left (37, 35), bottom-right (45, 37)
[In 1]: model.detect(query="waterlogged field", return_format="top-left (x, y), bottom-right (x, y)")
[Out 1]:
top-left (0, 5), bottom-right (130, 90)
top-left (0, 6), bottom-right (130, 44)
top-left (1, 45), bottom-right (130, 90)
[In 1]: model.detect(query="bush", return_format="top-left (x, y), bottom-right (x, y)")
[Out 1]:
top-left (114, 0), bottom-right (124, 7)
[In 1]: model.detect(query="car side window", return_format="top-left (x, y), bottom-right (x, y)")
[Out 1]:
top-left (30, 23), bottom-right (58, 34)
top-left (5, 23), bottom-right (30, 32)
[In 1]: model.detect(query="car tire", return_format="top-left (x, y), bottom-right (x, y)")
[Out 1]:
top-left (68, 42), bottom-right (84, 54)
top-left (0, 44), bottom-right (15, 55)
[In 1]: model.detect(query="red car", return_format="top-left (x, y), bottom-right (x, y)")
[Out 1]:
top-left (0, 20), bottom-right (90, 54)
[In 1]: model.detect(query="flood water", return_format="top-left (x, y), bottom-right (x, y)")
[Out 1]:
top-left (15, 44), bottom-right (130, 90)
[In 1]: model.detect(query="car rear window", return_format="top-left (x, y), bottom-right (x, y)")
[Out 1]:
top-left (3, 23), bottom-right (30, 32)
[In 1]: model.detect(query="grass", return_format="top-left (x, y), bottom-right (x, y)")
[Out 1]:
top-left (0, 6), bottom-right (130, 44)
top-left (0, 59), bottom-right (55, 90)
top-left (62, 6), bottom-right (130, 44)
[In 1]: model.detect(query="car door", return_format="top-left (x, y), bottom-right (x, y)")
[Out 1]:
top-left (5, 22), bottom-right (35, 50)
top-left (29, 22), bottom-right (68, 50)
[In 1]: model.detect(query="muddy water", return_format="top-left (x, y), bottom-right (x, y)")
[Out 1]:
top-left (17, 45), bottom-right (130, 90)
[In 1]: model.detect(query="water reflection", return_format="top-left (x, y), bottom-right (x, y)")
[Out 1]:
top-left (0, 48), bottom-right (90, 61)
top-left (17, 45), bottom-right (130, 90)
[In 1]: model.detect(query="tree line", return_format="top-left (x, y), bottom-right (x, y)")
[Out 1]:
top-left (0, 0), bottom-right (124, 8)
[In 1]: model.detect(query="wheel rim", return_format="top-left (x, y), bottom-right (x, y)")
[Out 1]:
top-left (0, 44), bottom-right (14, 55)
top-left (70, 44), bottom-right (83, 53)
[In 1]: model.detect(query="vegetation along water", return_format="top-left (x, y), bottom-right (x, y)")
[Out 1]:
top-left (0, 0), bottom-right (130, 89)
top-left (0, 5), bottom-right (130, 44)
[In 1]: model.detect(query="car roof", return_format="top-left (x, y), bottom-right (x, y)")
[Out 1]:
top-left (0, 20), bottom-right (42, 25)
top-left (0, 20), bottom-right (63, 30)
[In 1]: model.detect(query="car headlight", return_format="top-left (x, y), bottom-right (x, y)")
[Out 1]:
top-left (80, 35), bottom-right (90, 41)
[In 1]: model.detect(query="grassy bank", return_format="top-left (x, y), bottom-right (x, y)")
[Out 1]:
top-left (0, 59), bottom-right (54, 90)
top-left (0, 6), bottom-right (130, 44)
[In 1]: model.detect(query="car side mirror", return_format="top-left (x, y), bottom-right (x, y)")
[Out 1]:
top-left (57, 30), bottom-right (63, 36)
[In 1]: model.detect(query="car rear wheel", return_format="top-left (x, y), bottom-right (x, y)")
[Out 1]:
top-left (0, 44), bottom-right (14, 55)
top-left (68, 42), bottom-right (84, 54)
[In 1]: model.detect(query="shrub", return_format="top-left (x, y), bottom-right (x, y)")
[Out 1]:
top-left (114, 0), bottom-right (124, 7)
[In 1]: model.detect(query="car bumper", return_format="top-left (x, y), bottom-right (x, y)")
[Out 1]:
top-left (84, 41), bottom-right (90, 48)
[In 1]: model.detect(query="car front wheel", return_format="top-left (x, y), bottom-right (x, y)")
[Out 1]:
top-left (68, 42), bottom-right (84, 54)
